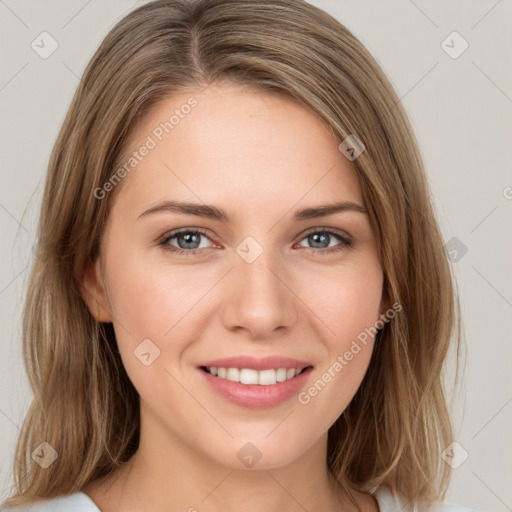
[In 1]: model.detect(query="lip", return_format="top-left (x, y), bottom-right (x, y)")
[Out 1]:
top-left (197, 357), bottom-right (314, 409)
top-left (198, 355), bottom-right (312, 371)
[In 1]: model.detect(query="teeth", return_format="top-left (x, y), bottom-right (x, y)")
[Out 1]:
top-left (205, 366), bottom-right (306, 385)
top-left (240, 368), bottom-right (259, 385)
top-left (258, 369), bottom-right (276, 385)
top-left (276, 368), bottom-right (287, 382)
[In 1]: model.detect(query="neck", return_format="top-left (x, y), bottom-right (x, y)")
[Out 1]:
top-left (83, 405), bottom-right (375, 512)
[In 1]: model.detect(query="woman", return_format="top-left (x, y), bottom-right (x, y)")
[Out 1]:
top-left (1, 0), bottom-right (477, 510)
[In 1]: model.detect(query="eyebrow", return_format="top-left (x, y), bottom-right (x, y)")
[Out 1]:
top-left (137, 200), bottom-right (367, 222)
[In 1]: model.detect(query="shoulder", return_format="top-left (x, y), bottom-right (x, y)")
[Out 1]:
top-left (0, 492), bottom-right (100, 512)
top-left (373, 485), bottom-right (481, 512)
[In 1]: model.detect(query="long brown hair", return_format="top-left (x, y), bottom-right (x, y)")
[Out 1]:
top-left (2, 0), bottom-right (461, 507)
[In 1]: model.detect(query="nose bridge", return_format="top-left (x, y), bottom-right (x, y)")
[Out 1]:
top-left (239, 247), bottom-right (282, 294)
top-left (221, 239), bottom-right (298, 337)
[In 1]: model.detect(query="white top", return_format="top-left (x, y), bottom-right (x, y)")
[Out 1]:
top-left (1, 486), bottom-right (480, 511)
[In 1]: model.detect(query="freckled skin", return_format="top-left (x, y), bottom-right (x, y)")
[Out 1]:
top-left (81, 83), bottom-right (383, 512)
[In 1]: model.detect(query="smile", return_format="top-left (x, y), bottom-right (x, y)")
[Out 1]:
top-left (201, 366), bottom-right (310, 385)
top-left (198, 365), bottom-right (313, 409)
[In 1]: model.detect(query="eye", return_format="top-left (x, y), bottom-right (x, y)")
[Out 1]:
top-left (297, 228), bottom-right (352, 254)
top-left (158, 229), bottom-right (216, 256)
top-left (157, 227), bottom-right (352, 257)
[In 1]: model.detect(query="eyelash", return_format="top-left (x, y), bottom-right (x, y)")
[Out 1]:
top-left (157, 228), bottom-right (352, 256)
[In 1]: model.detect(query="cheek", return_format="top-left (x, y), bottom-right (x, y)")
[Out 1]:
top-left (101, 248), bottom-right (212, 405)
top-left (295, 261), bottom-right (382, 410)
top-left (103, 245), bottom-right (211, 341)
top-left (301, 258), bottom-right (384, 345)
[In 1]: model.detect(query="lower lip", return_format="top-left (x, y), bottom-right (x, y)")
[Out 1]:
top-left (198, 367), bottom-right (313, 409)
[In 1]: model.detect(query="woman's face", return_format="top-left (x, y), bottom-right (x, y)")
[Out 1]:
top-left (83, 82), bottom-right (385, 470)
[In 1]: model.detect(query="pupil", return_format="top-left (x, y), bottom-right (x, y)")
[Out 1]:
top-left (310, 232), bottom-right (329, 248)
top-left (179, 232), bottom-right (200, 249)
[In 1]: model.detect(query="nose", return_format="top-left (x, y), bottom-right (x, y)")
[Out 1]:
top-left (220, 251), bottom-right (299, 340)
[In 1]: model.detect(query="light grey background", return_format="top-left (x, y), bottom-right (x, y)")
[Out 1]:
top-left (1, 1), bottom-right (511, 510)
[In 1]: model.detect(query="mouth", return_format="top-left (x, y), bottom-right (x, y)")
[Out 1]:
top-left (199, 365), bottom-right (312, 386)
top-left (197, 358), bottom-right (314, 408)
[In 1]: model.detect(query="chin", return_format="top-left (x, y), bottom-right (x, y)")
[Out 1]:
top-left (201, 431), bottom-right (317, 471)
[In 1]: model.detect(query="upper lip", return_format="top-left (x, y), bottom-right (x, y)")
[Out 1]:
top-left (198, 356), bottom-right (313, 371)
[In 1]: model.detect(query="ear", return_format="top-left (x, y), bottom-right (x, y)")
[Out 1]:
top-left (79, 259), bottom-right (113, 323)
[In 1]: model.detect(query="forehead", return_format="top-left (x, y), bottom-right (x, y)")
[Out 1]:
top-left (111, 83), bottom-right (363, 216)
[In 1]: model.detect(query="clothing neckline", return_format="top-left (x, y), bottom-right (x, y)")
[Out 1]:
top-left (76, 485), bottom-right (396, 511)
